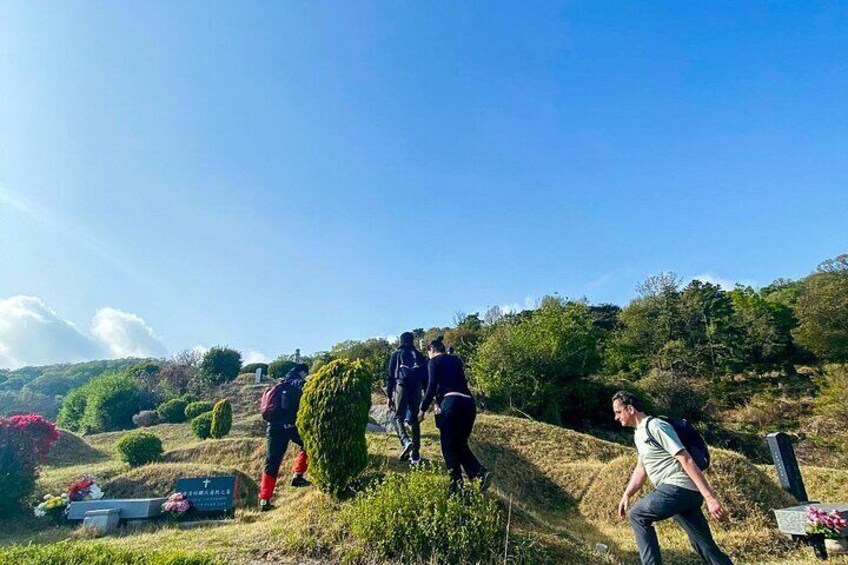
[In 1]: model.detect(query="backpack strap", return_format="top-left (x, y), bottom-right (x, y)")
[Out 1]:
top-left (643, 416), bottom-right (662, 450)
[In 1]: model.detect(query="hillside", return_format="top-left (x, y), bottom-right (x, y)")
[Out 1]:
top-left (3, 380), bottom-right (848, 564)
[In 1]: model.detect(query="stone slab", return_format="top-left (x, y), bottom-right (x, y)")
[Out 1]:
top-left (67, 498), bottom-right (166, 520)
top-left (82, 508), bottom-right (120, 535)
top-left (774, 504), bottom-right (848, 536)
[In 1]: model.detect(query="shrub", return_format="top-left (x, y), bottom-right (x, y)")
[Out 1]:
top-left (242, 363), bottom-right (269, 377)
top-left (297, 359), bottom-right (371, 496)
top-left (115, 431), bottom-right (163, 468)
top-left (157, 398), bottom-right (188, 423)
top-left (184, 401), bottom-right (213, 420)
top-left (267, 359), bottom-right (296, 380)
top-left (132, 410), bottom-right (160, 428)
top-left (637, 369), bottom-right (710, 423)
top-left (210, 399), bottom-right (232, 439)
top-left (0, 414), bottom-right (60, 513)
top-left (343, 466), bottom-right (502, 563)
top-left (813, 364), bottom-right (848, 426)
top-left (0, 541), bottom-right (218, 564)
top-left (58, 372), bottom-right (150, 434)
top-left (200, 346), bottom-right (242, 385)
top-left (191, 412), bottom-right (213, 440)
top-left (56, 387), bottom-right (88, 431)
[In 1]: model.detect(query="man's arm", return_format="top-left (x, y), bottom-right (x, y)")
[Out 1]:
top-left (675, 450), bottom-right (726, 520)
top-left (618, 460), bottom-right (648, 518)
top-left (385, 352), bottom-right (397, 406)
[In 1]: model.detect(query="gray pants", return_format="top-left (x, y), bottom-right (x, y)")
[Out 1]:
top-left (629, 484), bottom-right (732, 565)
top-left (392, 383), bottom-right (421, 460)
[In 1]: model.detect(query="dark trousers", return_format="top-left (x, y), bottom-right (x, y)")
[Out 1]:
top-left (629, 484), bottom-right (733, 565)
top-left (264, 424), bottom-right (304, 478)
top-left (437, 395), bottom-right (483, 486)
top-left (392, 382), bottom-right (422, 459)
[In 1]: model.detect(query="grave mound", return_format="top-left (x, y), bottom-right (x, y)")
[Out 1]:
top-left (46, 429), bottom-right (107, 466)
top-left (102, 463), bottom-right (258, 508)
top-left (580, 449), bottom-right (796, 529)
top-left (163, 438), bottom-right (266, 478)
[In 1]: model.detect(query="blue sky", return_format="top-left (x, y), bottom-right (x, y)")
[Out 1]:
top-left (1, 2), bottom-right (846, 368)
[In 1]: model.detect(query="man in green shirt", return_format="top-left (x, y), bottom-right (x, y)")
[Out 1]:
top-left (612, 391), bottom-right (732, 565)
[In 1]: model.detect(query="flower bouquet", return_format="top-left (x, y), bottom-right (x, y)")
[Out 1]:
top-left (162, 492), bottom-right (192, 522)
top-left (34, 493), bottom-right (70, 524)
top-left (806, 506), bottom-right (848, 555)
top-left (66, 475), bottom-right (104, 502)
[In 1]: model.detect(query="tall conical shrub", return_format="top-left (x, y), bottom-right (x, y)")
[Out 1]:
top-left (209, 399), bottom-right (232, 439)
top-left (297, 359), bottom-right (371, 497)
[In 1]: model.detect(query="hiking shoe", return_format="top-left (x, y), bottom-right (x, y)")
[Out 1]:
top-left (479, 471), bottom-right (492, 493)
top-left (290, 475), bottom-right (311, 488)
top-left (409, 457), bottom-right (423, 466)
top-left (398, 440), bottom-right (414, 461)
top-left (259, 499), bottom-right (274, 512)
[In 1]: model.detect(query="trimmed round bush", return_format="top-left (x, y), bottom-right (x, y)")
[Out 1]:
top-left (185, 401), bottom-right (213, 420)
top-left (297, 359), bottom-right (371, 496)
top-left (191, 412), bottom-right (213, 440)
top-left (210, 399), bottom-right (232, 439)
top-left (157, 398), bottom-right (188, 423)
top-left (200, 346), bottom-right (242, 385)
top-left (132, 410), bottom-right (160, 428)
top-left (115, 430), bottom-right (163, 468)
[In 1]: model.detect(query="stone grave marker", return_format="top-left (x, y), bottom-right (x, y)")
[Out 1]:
top-left (67, 498), bottom-right (166, 520)
top-left (254, 367), bottom-right (262, 384)
top-left (767, 432), bottom-right (809, 502)
top-left (175, 476), bottom-right (238, 518)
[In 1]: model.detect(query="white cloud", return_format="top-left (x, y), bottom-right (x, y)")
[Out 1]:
top-left (690, 273), bottom-right (757, 290)
top-left (91, 308), bottom-right (169, 359)
top-left (242, 349), bottom-right (268, 365)
top-left (0, 296), bottom-right (102, 369)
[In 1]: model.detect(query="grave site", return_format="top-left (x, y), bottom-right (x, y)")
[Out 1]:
top-left (2, 368), bottom-right (848, 565)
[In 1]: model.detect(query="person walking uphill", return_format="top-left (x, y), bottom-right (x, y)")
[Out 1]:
top-left (418, 336), bottom-right (491, 493)
top-left (386, 332), bottom-right (428, 464)
top-left (258, 363), bottom-right (311, 512)
top-left (612, 391), bottom-right (732, 565)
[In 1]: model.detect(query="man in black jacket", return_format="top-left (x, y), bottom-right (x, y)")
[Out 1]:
top-left (386, 332), bottom-right (428, 463)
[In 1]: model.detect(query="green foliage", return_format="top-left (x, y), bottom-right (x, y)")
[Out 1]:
top-left (242, 363), bottom-right (269, 376)
top-left (209, 399), bottom-right (232, 439)
top-left (793, 256), bottom-right (848, 362)
top-left (813, 364), bottom-right (848, 425)
top-left (200, 346), bottom-right (242, 385)
top-left (267, 358), bottom-right (296, 379)
top-left (728, 286), bottom-right (791, 367)
top-left (0, 542), bottom-right (218, 565)
top-left (184, 401), bottom-right (213, 420)
top-left (472, 298), bottom-right (603, 425)
top-left (191, 412), bottom-right (213, 440)
top-left (636, 370), bottom-right (710, 423)
top-left (329, 338), bottom-right (394, 385)
top-left (57, 372), bottom-right (150, 434)
top-left (297, 359), bottom-right (371, 496)
top-left (157, 398), bottom-right (189, 423)
top-left (343, 467), bottom-right (503, 564)
top-left (115, 430), bottom-right (163, 468)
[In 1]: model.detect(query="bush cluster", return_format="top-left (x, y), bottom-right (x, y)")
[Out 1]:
top-left (115, 430), bottom-right (163, 468)
top-left (0, 414), bottom-right (60, 513)
top-left (57, 372), bottom-right (150, 434)
top-left (343, 467), bottom-right (503, 564)
top-left (132, 410), bottom-right (160, 427)
top-left (157, 398), bottom-right (189, 423)
top-left (297, 359), bottom-right (371, 497)
top-left (200, 347), bottom-right (242, 385)
top-left (184, 401), bottom-right (213, 420)
top-left (210, 399), bottom-right (232, 439)
top-left (191, 412), bottom-right (213, 440)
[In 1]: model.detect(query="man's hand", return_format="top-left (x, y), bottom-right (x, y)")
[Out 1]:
top-left (705, 496), bottom-right (726, 521)
top-left (417, 410), bottom-right (425, 422)
top-left (617, 493), bottom-right (630, 519)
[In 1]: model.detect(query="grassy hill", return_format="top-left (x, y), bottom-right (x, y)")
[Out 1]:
top-left (3, 382), bottom-right (848, 564)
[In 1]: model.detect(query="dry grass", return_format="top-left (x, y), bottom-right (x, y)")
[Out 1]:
top-left (102, 463), bottom-right (258, 508)
top-left (163, 438), bottom-right (267, 479)
top-left (85, 423), bottom-right (197, 453)
top-left (757, 463), bottom-right (848, 503)
top-left (46, 429), bottom-right (109, 466)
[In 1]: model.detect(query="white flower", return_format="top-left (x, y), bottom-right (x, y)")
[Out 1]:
top-left (43, 494), bottom-right (52, 500)
top-left (89, 484), bottom-right (104, 500)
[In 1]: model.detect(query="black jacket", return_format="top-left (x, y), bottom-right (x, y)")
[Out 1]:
top-left (385, 345), bottom-right (428, 402)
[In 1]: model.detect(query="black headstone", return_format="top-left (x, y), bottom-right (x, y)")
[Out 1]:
top-left (175, 476), bottom-right (238, 516)
top-left (767, 432), bottom-right (809, 502)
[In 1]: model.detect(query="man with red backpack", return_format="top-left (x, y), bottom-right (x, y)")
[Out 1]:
top-left (258, 363), bottom-right (310, 512)
top-left (386, 332), bottom-right (428, 464)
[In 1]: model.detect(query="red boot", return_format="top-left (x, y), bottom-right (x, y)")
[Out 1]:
top-left (259, 472), bottom-right (277, 510)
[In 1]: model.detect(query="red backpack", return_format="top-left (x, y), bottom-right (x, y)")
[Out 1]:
top-left (261, 381), bottom-right (294, 422)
